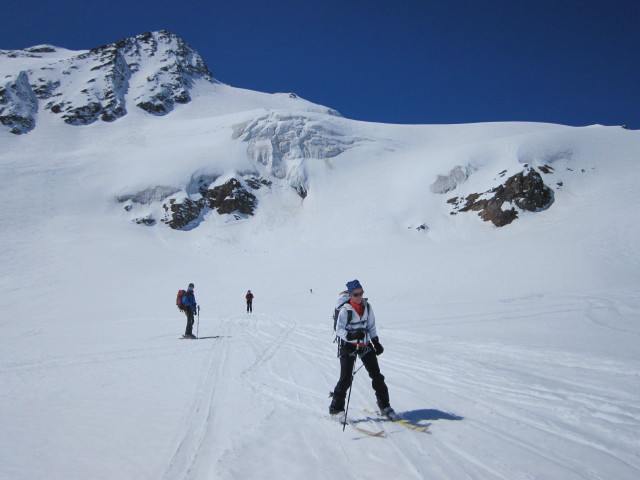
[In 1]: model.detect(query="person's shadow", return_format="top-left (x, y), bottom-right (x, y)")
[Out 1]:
top-left (401, 409), bottom-right (463, 424)
top-left (398, 409), bottom-right (464, 423)
top-left (359, 408), bottom-right (463, 430)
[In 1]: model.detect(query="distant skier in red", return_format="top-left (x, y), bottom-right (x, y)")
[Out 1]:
top-left (246, 290), bottom-right (254, 313)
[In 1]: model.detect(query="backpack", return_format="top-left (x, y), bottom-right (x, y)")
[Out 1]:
top-left (333, 301), bottom-right (370, 330)
top-left (333, 299), bottom-right (352, 331)
top-left (176, 289), bottom-right (187, 311)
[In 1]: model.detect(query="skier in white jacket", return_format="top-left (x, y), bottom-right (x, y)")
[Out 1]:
top-left (329, 279), bottom-right (395, 418)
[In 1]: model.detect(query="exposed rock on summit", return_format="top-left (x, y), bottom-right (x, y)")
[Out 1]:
top-left (0, 30), bottom-right (216, 133)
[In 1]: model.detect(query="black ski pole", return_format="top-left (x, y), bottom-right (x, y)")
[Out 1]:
top-left (197, 305), bottom-right (200, 339)
top-left (342, 350), bottom-right (362, 431)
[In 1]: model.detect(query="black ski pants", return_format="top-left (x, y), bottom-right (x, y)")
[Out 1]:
top-left (184, 310), bottom-right (194, 336)
top-left (246, 299), bottom-right (253, 313)
top-left (331, 345), bottom-right (390, 410)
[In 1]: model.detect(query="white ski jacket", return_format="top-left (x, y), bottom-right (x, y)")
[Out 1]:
top-left (335, 296), bottom-right (378, 344)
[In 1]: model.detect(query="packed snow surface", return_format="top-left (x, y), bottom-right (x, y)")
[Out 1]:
top-left (1, 62), bottom-right (640, 479)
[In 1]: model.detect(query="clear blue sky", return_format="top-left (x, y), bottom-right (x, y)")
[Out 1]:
top-left (2, 0), bottom-right (639, 128)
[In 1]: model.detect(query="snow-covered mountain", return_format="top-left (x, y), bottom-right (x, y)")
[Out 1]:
top-left (0, 30), bottom-right (215, 132)
top-left (3, 30), bottom-right (612, 232)
top-left (1, 31), bottom-right (639, 480)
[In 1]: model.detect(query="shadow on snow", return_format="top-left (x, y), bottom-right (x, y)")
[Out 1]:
top-left (352, 408), bottom-right (463, 429)
top-left (401, 409), bottom-right (464, 423)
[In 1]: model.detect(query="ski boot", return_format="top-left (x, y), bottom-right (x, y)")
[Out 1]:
top-left (380, 406), bottom-right (398, 421)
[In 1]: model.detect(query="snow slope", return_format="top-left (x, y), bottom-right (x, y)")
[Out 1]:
top-left (2, 37), bottom-right (640, 480)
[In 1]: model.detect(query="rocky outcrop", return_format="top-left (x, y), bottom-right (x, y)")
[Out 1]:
top-left (201, 178), bottom-right (256, 216)
top-left (245, 177), bottom-right (272, 190)
top-left (0, 71), bottom-right (37, 134)
top-left (1, 30), bottom-right (216, 132)
top-left (162, 197), bottom-right (202, 230)
top-left (50, 47), bottom-right (132, 125)
top-left (160, 178), bottom-right (256, 229)
top-left (118, 176), bottom-right (264, 230)
top-left (134, 216), bottom-right (156, 226)
top-left (448, 168), bottom-right (554, 227)
top-left (117, 31), bottom-right (214, 115)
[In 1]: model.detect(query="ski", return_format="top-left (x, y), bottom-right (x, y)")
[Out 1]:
top-left (365, 409), bottom-right (430, 433)
top-left (179, 335), bottom-right (222, 340)
top-left (348, 421), bottom-right (385, 438)
top-left (332, 415), bottom-right (385, 438)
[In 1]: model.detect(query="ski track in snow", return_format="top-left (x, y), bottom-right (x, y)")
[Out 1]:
top-left (128, 296), bottom-right (639, 480)
top-left (1, 296), bottom-right (639, 479)
top-left (160, 329), bottom-right (231, 480)
top-left (1, 290), bottom-right (639, 479)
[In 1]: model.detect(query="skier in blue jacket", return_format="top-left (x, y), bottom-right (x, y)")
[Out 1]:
top-left (182, 283), bottom-right (197, 338)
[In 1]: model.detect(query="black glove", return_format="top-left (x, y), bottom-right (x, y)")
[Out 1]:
top-left (346, 330), bottom-right (365, 341)
top-left (372, 337), bottom-right (384, 356)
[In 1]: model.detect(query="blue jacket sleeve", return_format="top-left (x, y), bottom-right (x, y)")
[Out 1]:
top-left (183, 293), bottom-right (197, 311)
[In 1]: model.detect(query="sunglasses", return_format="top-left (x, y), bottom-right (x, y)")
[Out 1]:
top-left (351, 291), bottom-right (364, 297)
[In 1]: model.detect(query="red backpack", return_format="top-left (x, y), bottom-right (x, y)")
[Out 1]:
top-left (176, 290), bottom-right (187, 311)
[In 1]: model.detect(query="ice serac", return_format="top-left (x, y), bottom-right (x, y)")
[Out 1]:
top-left (0, 71), bottom-right (37, 134)
top-left (233, 114), bottom-right (359, 198)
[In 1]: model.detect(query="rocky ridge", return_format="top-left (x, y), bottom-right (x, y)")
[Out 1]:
top-left (0, 30), bottom-right (215, 132)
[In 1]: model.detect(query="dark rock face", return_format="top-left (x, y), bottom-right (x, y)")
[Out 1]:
top-left (0, 112), bottom-right (36, 135)
top-left (245, 176), bottom-right (272, 190)
top-left (26, 46), bottom-right (57, 54)
top-left (201, 178), bottom-right (256, 216)
top-left (124, 30), bottom-right (213, 116)
top-left (504, 169), bottom-right (554, 212)
top-left (162, 198), bottom-right (202, 230)
top-left (448, 168), bottom-right (554, 227)
top-left (130, 177), bottom-right (262, 230)
top-left (0, 72), bottom-right (37, 134)
top-left (134, 216), bottom-right (156, 226)
top-left (47, 47), bottom-right (132, 125)
top-left (31, 79), bottom-right (60, 100)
